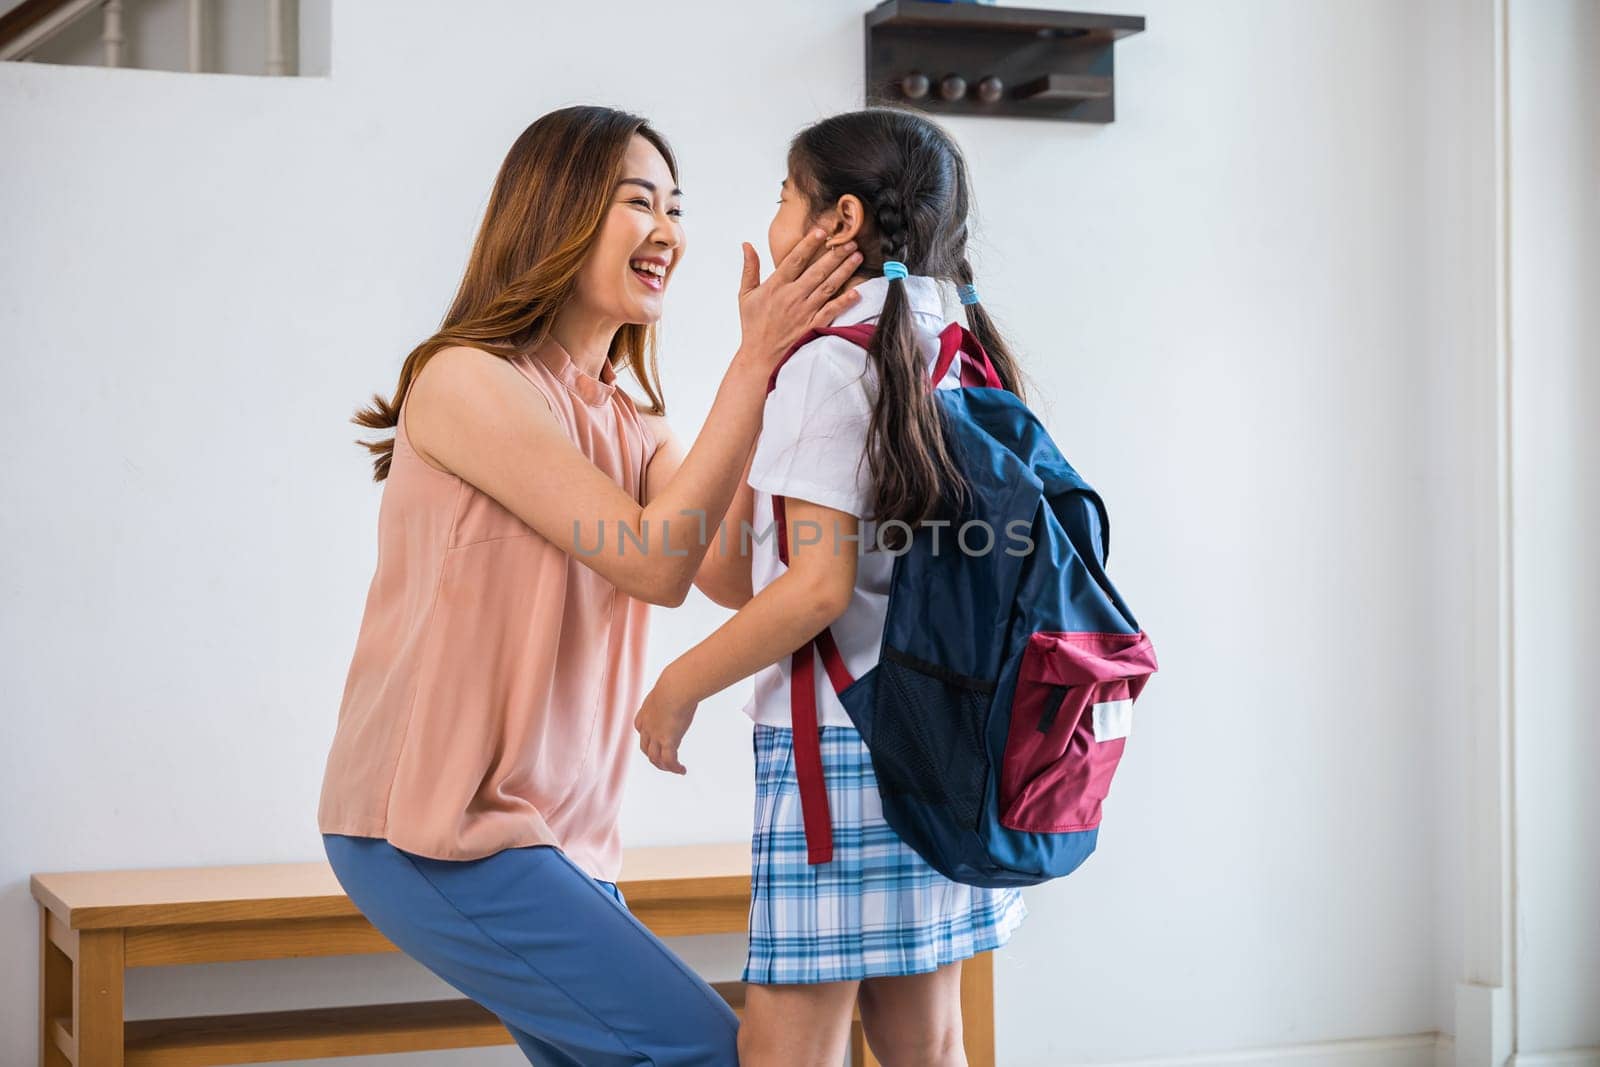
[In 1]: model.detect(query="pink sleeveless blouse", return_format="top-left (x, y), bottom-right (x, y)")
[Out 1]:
top-left (317, 342), bottom-right (657, 879)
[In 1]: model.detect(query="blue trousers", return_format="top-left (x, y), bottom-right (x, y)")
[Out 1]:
top-left (322, 834), bottom-right (739, 1066)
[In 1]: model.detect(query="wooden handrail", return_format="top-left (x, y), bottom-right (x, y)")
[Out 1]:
top-left (0, 0), bottom-right (102, 62)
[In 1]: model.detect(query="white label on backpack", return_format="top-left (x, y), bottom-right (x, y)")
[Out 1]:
top-left (1092, 699), bottom-right (1134, 742)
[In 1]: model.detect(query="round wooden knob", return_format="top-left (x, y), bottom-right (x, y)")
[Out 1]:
top-left (938, 73), bottom-right (967, 101)
top-left (976, 75), bottom-right (1004, 103)
top-left (900, 71), bottom-right (930, 100)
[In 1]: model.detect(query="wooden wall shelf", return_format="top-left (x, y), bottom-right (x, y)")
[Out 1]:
top-left (864, 1), bottom-right (1145, 124)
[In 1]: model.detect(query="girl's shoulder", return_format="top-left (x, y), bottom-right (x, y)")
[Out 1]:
top-left (772, 330), bottom-right (875, 392)
top-left (780, 323), bottom-right (940, 385)
top-left (773, 316), bottom-right (951, 394)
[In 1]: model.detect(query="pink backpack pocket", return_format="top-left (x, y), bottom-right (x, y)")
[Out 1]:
top-left (999, 630), bottom-right (1159, 833)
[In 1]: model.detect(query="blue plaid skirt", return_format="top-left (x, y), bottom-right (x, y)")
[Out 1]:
top-left (744, 723), bottom-right (1027, 985)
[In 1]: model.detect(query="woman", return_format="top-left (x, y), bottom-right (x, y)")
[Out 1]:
top-left (316, 105), bottom-right (863, 1066)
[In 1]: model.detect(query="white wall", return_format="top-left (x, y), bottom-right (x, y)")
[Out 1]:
top-left (1413, 0), bottom-right (1499, 1050)
top-left (0, 1), bottom-right (1577, 1064)
top-left (1507, 0), bottom-right (1600, 1059)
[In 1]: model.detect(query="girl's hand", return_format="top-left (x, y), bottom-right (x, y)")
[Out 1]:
top-left (735, 231), bottom-right (863, 366)
top-left (635, 670), bottom-right (699, 775)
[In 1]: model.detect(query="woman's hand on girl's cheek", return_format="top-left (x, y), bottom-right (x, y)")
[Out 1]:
top-left (735, 231), bottom-right (862, 365)
top-left (634, 671), bottom-right (698, 775)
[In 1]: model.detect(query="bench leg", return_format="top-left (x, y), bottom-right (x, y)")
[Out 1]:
top-left (74, 929), bottom-right (125, 1067)
top-left (960, 951), bottom-right (995, 1067)
top-left (40, 912), bottom-right (72, 1067)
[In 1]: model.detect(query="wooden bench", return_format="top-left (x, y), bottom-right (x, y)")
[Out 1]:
top-left (33, 843), bottom-right (996, 1066)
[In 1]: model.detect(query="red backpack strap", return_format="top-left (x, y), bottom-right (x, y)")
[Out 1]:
top-left (766, 324), bottom-right (879, 394)
top-left (771, 493), bottom-right (855, 864)
top-left (783, 321), bottom-right (1002, 391)
top-left (929, 323), bottom-right (1004, 389)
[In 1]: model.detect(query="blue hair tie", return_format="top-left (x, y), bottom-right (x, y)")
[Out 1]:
top-left (882, 261), bottom-right (909, 281)
top-left (957, 283), bottom-right (981, 306)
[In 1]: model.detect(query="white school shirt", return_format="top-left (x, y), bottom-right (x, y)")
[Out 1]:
top-left (742, 274), bottom-right (964, 729)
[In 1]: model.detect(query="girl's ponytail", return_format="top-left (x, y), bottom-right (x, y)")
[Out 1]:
top-left (788, 107), bottom-right (1024, 536)
top-left (954, 255), bottom-right (1028, 401)
top-left (862, 186), bottom-right (968, 541)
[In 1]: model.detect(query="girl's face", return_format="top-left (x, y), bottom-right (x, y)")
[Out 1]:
top-left (572, 134), bottom-right (685, 326)
top-left (768, 174), bottom-right (816, 268)
top-left (769, 170), bottom-right (866, 270)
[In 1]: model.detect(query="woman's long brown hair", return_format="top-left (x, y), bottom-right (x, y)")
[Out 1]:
top-left (788, 108), bottom-right (1028, 535)
top-left (353, 106), bottom-right (677, 481)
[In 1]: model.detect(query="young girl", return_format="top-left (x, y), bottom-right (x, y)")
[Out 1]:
top-left (635, 109), bottom-right (1028, 1067)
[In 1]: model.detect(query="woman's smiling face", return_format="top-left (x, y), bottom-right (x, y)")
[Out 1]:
top-left (573, 134), bottom-right (685, 327)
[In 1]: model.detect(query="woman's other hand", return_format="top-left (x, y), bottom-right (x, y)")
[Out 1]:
top-left (735, 230), bottom-right (862, 366)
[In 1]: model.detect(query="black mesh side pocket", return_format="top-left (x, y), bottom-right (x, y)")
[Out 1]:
top-left (872, 646), bottom-right (995, 833)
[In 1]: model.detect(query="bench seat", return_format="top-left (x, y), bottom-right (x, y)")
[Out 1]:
top-left (33, 844), bottom-right (994, 1067)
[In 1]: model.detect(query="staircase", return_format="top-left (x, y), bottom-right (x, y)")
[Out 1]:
top-left (0, 0), bottom-right (321, 76)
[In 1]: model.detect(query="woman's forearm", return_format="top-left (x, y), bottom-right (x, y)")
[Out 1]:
top-left (691, 447), bottom-right (758, 608)
top-left (632, 355), bottom-right (768, 602)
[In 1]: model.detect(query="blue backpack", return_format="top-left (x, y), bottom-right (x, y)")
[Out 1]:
top-left (768, 321), bottom-right (1159, 888)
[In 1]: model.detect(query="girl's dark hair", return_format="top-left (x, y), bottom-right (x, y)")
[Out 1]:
top-left (353, 106), bottom-right (676, 481)
top-left (787, 107), bottom-right (1026, 533)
